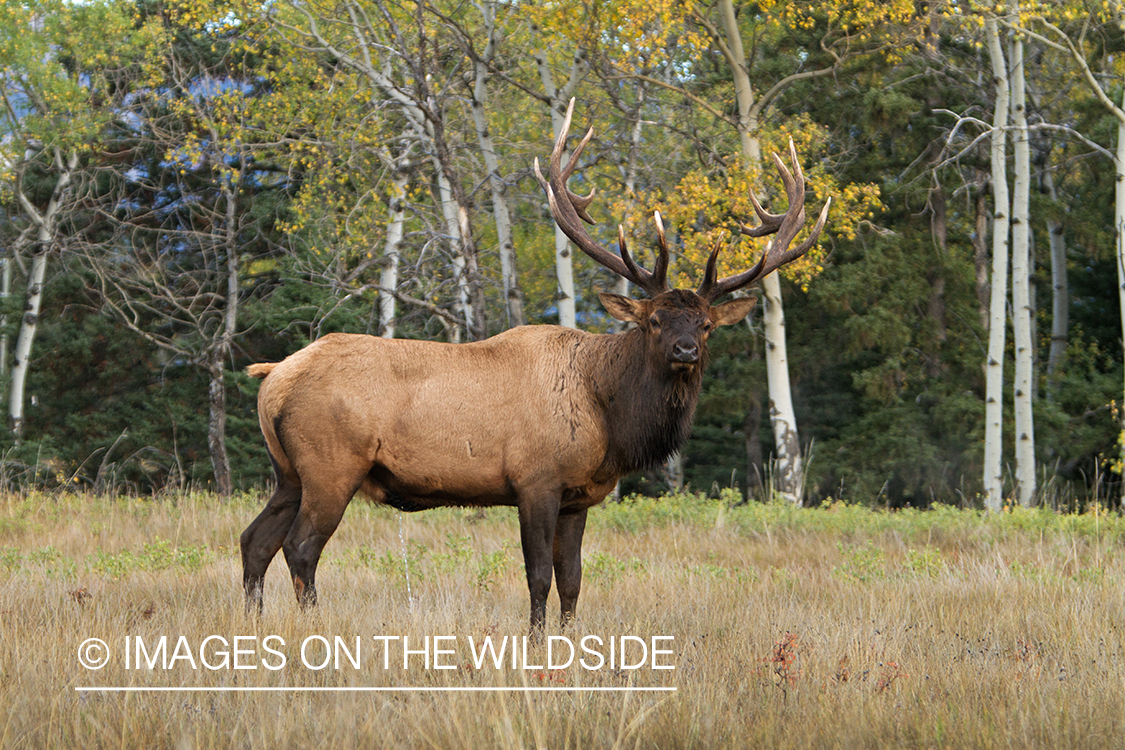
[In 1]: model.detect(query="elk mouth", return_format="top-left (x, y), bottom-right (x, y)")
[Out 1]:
top-left (670, 343), bottom-right (700, 368)
top-left (670, 361), bottom-right (698, 373)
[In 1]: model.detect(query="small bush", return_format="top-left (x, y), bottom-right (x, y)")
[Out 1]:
top-left (87, 539), bottom-right (211, 578)
top-left (834, 541), bottom-right (886, 583)
top-left (903, 546), bottom-right (945, 578)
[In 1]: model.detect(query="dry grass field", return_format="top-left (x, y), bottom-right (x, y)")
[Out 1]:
top-left (1, 490), bottom-right (1123, 749)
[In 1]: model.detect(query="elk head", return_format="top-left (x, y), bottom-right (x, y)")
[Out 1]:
top-left (534, 99), bottom-right (832, 373)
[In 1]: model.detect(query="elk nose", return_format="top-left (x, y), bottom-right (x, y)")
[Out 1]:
top-left (672, 343), bottom-right (699, 363)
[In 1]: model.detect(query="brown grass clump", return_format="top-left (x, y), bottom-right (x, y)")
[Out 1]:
top-left (0, 490), bottom-right (1123, 748)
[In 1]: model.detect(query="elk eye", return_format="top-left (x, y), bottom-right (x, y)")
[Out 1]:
top-left (648, 315), bottom-right (660, 328)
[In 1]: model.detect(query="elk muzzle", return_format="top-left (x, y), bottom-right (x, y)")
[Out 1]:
top-left (669, 339), bottom-right (701, 371)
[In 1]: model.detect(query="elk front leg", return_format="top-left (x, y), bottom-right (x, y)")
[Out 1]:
top-left (553, 508), bottom-right (587, 627)
top-left (518, 493), bottom-right (561, 633)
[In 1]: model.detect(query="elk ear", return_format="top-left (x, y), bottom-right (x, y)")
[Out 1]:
top-left (710, 296), bottom-right (756, 327)
top-left (599, 292), bottom-right (648, 323)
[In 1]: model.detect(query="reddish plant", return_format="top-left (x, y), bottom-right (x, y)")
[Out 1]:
top-left (875, 661), bottom-right (908, 694)
top-left (533, 669), bottom-right (567, 685)
top-left (767, 632), bottom-right (802, 690)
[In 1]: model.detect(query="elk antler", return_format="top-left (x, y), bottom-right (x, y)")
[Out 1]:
top-left (697, 139), bottom-right (832, 302)
top-left (534, 99), bottom-right (669, 297)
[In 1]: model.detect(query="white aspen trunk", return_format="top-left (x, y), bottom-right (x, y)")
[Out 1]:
top-left (222, 176), bottom-right (239, 354)
top-left (206, 173), bottom-right (240, 497)
top-left (534, 32), bottom-right (584, 329)
top-left (972, 182), bottom-right (991, 329)
top-left (426, 125), bottom-right (484, 341)
top-left (472, 1), bottom-right (523, 328)
top-left (615, 85), bottom-right (647, 328)
top-left (983, 17), bottom-right (1010, 513)
top-left (1043, 167), bottom-right (1068, 383)
top-left (379, 170), bottom-right (407, 339)
top-left (8, 246), bottom-right (47, 442)
top-left (760, 271), bottom-right (803, 501)
top-left (719, 0), bottom-right (761, 163)
top-left (457, 204), bottom-right (487, 341)
top-left (1029, 245), bottom-right (1039, 404)
top-left (1116, 109), bottom-right (1125, 502)
top-left (1009, 17), bottom-right (1036, 507)
top-left (9, 149), bottom-right (75, 441)
top-left (0, 251), bottom-right (9, 381)
top-left (717, 0), bottom-right (802, 503)
top-left (435, 165), bottom-right (470, 341)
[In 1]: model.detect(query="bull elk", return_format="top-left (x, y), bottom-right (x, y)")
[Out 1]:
top-left (240, 100), bottom-right (830, 629)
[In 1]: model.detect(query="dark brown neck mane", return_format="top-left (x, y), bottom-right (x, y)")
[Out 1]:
top-left (582, 327), bottom-right (705, 480)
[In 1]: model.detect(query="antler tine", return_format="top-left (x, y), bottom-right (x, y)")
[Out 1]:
top-left (696, 233), bottom-right (726, 300)
top-left (700, 139), bottom-right (831, 301)
top-left (740, 188), bottom-right (785, 237)
top-left (550, 101), bottom-right (598, 223)
top-left (755, 196), bottom-right (831, 277)
top-left (741, 141), bottom-right (805, 237)
top-left (651, 211), bottom-right (670, 291)
top-left (617, 224), bottom-right (648, 284)
top-left (535, 97), bottom-right (669, 297)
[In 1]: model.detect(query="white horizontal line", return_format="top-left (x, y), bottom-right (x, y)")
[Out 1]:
top-left (75, 686), bottom-right (676, 693)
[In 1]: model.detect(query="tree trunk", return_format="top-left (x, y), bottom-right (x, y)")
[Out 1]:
top-left (379, 169), bottom-right (407, 339)
top-left (206, 357), bottom-right (232, 496)
top-left (1009, 15), bottom-right (1037, 506)
top-left (1116, 104), bottom-right (1125, 504)
top-left (534, 28), bottom-right (585, 329)
top-left (0, 249), bottom-right (11, 395)
top-left (760, 271), bottom-right (804, 502)
top-left (719, 0), bottom-right (761, 163)
top-left (972, 180), bottom-right (991, 329)
top-left (983, 17), bottom-right (1011, 513)
top-left (9, 148), bottom-right (76, 441)
top-left (424, 95), bottom-right (487, 342)
top-left (716, 0), bottom-right (802, 503)
top-left (613, 84), bottom-right (647, 330)
top-left (744, 397), bottom-right (763, 497)
top-left (8, 246), bottom-right (47, 442)
top-left (472, 1), bottom-right (523, 329)
top-left (434, 167), bottom-right (470, 342)
top-left (205, 171), bottom-right (241, 497)
top-left (1042, 166), bottom-right (1068, 387)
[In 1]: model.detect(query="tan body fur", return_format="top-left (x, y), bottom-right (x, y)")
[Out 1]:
top-left (255, 327), bottom-right (621, 516)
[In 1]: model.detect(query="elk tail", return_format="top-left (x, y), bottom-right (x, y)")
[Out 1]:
top-left (246, 363), bottom-right (277, 379)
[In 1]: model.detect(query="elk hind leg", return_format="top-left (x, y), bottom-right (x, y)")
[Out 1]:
top-left (282, 474), bottom-right (361, 608)
top-left (240, 469), bottom-right (302, 614)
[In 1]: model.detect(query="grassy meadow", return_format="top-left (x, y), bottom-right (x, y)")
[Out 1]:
top-left (1, 489), bottom-right (1124, 749)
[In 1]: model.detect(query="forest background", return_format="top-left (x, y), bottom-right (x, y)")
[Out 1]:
top-left (1, 0), bottom-right (1122, 509)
